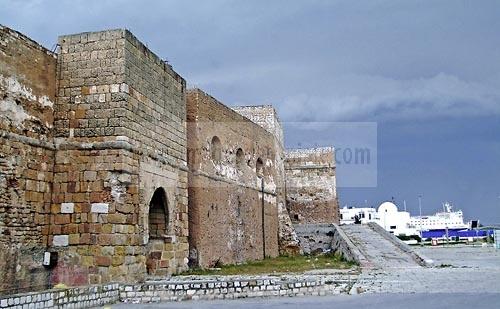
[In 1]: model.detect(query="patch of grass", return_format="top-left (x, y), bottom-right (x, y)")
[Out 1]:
top-left (178, 253), bottom-right (357, 276)
top-left (437, 263), bottom-right (453, 268)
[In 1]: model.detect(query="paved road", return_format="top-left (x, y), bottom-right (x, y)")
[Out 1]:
top-left (112, 293), bottom-right (500, 309)
top-left (351, 244), bottom-right (500, 294)
top-left (416, 245), bottom-right (500, 269)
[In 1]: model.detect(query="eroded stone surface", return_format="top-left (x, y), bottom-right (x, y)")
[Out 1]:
top-left (285, 148), bottom-right (338, 225)
top-left (187, 90), bottom-right (282, 267)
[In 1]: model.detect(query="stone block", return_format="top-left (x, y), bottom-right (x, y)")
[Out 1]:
top-left (110, 84), bottom-right (120, 93)
top-left (95, 256), bottom-right (112, 267)
top-left (91, 203), bottom-right (109, 213)
top-left (107, 213), bottom-right (126, 224)
top-left (53, 235), bottom-right (69, 247)
top-left (84, 171), bottom-right (97, 181)
top-left (61, 202), bottom-right (75, 214)
top-left (55, 214), bottom-right (71, 224)
top-left (112, 256), bottom-right (124, 266)
top-left (69, 234), bottom-right (80, 245)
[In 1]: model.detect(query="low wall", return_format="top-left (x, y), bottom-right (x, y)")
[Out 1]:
top-left (293, 223), bottom-right (363, 265)
top-left (0, 283), bottom-right (119, 308)
top-left (120, 274), bottom-right (357, 303)
top-left (0, 273), bottom-right (359, 307)
top-left (294, 224), bottom-right (336, 254)
top-left (330, 224), bottom-right (366, 265)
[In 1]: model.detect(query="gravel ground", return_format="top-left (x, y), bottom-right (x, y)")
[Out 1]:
top-left (351, 245), bottom-right (500, 294)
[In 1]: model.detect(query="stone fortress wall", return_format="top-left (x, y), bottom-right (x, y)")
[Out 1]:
top-left (50, 29), bottom-right (189, 286)
top-left (0, 25), bottom-right (57, 294)
top-left (186, 89), bottom-right (280, 267)
top-left (0, 25), bottom-right (338, 295)
top-left (232, 106), bottom-right (300, 255)
top-left (285, 147), bottom-right (339, 224)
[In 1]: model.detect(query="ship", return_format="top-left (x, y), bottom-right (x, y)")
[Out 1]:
top-left (409, 202), bottom-right (469, 231)
top-left (410, 202), bottom-right (494, 240)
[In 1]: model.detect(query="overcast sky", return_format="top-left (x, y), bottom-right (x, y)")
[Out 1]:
top-left (2, 0), bottom-right (499, 223)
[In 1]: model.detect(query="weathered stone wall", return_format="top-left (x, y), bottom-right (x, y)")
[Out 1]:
top-left (294, 223), bottom-right (362, 264)
top-left (232, 106), bottom-right (300, 255)
top-left (0, 24), bottom-right (339, 295)
top-left (121, 273), bottom-right (357, 302)
top-left (122, 30), bottom-right (189, 277)
top-left (0, 273), bottom-right (358, 308)
top-left (293, 224), bottom-right (336, 255)
top-left (231, 106), bottom-right (284, 147)
top-left (0, 283), bottom-right (119, 308)
top-left (330, 224), bottom-right (364, 264)
top-left (187, 89), bottom-right (280, 267)
top-left (285, 148), bottom-right (339, 224)
top-left (0, 26), bottom-right (57, 294)
top-left (51, 29), bottom-right (140, 287)
top-left (49, 29), bottom-right (188, 286)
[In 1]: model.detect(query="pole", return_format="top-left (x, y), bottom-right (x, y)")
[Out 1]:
top-left (418, 195), bottom-right (423, 245)
top-left (261, 177), bottom-right (266, 258)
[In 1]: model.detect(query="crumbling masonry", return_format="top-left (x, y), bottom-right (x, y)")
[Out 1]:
top-left (0, 25), bottom-right (338, 295)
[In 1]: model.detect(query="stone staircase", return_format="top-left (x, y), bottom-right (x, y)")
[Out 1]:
top-left (340, 223), bottom-right (422, 269)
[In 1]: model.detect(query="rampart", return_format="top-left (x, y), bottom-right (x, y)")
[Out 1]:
top-left (285, 147), bottom-right (339, 224)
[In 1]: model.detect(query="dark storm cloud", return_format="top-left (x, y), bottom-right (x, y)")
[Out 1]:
top-left (2, 0), bottom-right (500, 122)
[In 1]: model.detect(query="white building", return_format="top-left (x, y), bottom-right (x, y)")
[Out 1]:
top-left (340, 207), bottom-right (378, 225)
top-left (377, 202), bottom-right (418, 236)
top-left (340, 201), bottom-right (418, 236)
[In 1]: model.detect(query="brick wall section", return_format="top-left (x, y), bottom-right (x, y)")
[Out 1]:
top-left (232, 106), bottom-right (300, 255)
top-left (52, 29), bottom-right (142, 286)
top-left (0, 26), bottom-right (57, 294)
top-left (285, 148), bottom-right (339, 224)
top-left (50, 29), bottom-right (188, 286)
top-left (187, 89), bottom-right (280, 267)
top-left (122, 30), bottom-right (189, 277)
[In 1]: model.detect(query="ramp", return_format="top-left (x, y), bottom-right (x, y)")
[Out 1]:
top-left (340, 223), bottom-right (423, 269)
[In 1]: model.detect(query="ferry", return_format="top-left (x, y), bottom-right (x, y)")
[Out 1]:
top-left (409, 202), bottom-right (468, 230)
top-left (410, 202), bottom-right (493, 240)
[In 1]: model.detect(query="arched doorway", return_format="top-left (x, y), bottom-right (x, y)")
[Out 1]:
top-left (146, 187), bottom-right (170, 276)
top-left (149, 187), bottom-right (168, 238)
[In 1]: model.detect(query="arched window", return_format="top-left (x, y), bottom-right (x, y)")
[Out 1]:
top-left (256, 157), bottom-right (264, 177)
top-left (236, 148), bottom-right (244, 168)
top-left (149, 187), bottom-right (168, 239)
top-left (210, 136), bottom-right (222, 162)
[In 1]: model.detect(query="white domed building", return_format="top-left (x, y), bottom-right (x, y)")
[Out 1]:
top-left (376, 201), bottom-right (418, 236)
